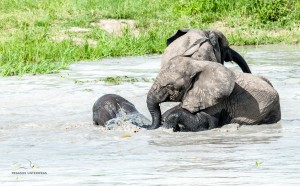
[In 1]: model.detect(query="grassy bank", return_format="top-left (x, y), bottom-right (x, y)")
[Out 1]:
top-left (1, 0), bottom-right (300, 76)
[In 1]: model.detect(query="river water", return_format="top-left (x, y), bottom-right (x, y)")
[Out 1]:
top-left (0, 45), bottom-right (300, 185)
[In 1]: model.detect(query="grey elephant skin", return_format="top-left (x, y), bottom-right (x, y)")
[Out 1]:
top-left (92, 94), bottom-right (150, 129)
top-left (164, 29), bottom-right (251, 73)
top-left (146, 58), bottom-right (281, 131)
top-left (146, 29), bottom-right (253, 129)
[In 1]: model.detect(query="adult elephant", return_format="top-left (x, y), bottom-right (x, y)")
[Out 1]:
top-left (144, 58), bottom-right (281, 130)
top-left (163, 29), bottom-right (251, 73)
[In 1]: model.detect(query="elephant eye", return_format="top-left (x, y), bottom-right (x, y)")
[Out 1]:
top-left (167, 85), bottom-right (174, 90)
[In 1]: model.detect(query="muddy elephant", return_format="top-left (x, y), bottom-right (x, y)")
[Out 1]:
top-left (164, 29), bottom-right (252, 73)
top-left (144, 58), bottom-right (281, 130)
top-left (92, 94), bottom-right (150, 129)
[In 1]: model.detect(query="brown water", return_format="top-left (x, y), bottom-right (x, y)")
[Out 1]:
top-left (0, 45), bottom-right (300, 185)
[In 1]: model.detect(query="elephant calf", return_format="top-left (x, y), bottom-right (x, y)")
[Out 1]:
top-left (92, 94), bottom-right (150, 129)
top-left (161, 70), bottom-right (281, 132)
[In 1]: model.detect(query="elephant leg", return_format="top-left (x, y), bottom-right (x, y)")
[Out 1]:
top-left (162, 107), bottom-right (219, 132)
top-left (196, 112), bottom-right (219, 129)
top-left (161, 105), bottom-right (182, 131)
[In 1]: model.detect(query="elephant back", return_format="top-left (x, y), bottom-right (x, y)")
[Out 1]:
top-left (229, 73), bottom-right (280, 124)
top-left (161, 30), bottom-right (214, 69)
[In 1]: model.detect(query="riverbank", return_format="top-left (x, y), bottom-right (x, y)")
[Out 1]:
top-left (1, 0), bottom-right (300, 76)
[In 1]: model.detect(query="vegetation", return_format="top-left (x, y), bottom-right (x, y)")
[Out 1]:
top-left (102, 76), bottom-right (138, 85)
top-left (73, 76), bottom-right (152, 85)
top-left (0, 0), bottom-right (299, 76)
top-left (256, 161), bottom-right (263, 166)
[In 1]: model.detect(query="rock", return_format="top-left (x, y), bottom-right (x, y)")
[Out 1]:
top-left (91, 19), bottom-right (139, 36)
top-left (51, 35), bottom-right (97, 47)
top-left (67, 27), bottom-right (91, 33)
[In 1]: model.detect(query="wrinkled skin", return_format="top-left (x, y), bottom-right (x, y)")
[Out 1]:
top-left (161, 105), bottom-right (219, 132)
top-left (161, 72), bottom-right (281, 132)
top-left (163, 29), bottom-right (251, 73)
top-left (93, 94), bottom-right (150, 129)
top-left (146, 58), bottom-right (281, 131)
top-left (146, 29), bottom-right (252, 130)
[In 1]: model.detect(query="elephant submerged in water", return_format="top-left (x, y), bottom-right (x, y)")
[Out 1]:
top-left (144, 58), bottom-right (281, 131)
top-left (92, 94), bottom-right (150, 129)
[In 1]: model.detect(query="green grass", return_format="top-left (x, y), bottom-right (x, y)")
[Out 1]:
top-left (101, 76), bottom-right (139, 85)
top-left (256, 161), bottom-right (263, 166)
top-left (1, 0), bottom-right (300, 76)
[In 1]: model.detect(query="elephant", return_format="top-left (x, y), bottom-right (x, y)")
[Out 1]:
top-left (144, 58), bottom-right (281, 130)
top-left (143, 29), bottom-right (253, 130)
top-left (163, 29), bottom-right (252, 73)
top-left (92, 94), bottom-right (150, 129)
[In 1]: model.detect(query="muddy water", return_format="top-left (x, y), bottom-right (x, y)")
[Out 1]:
top-left (0, 45), bottom-right (300, 185)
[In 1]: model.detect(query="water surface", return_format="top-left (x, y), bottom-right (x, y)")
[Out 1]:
top-left (0, 45), bottom-right (300, 185)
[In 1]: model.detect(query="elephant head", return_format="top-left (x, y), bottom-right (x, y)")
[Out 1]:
top-left (145, 57), bottom-right (236, 129)
top-left (163, 29), bottom-right (251, 73)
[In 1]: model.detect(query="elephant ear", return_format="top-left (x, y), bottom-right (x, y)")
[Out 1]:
top-left (182, 61), bottom-right (236, 113)
top-left (207, 30), bottom-right (223, 64)
top-left (162, 29), bottom-right (207, 69)
top-left (166, 29), bottom-right (190, 46)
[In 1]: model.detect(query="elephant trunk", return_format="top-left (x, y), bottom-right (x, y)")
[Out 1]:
top-left (145, 91), bottom-right (162, 129)
top-left (228, 48), bottom-right (252, 73)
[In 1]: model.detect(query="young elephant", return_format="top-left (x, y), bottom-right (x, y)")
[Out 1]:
top-left (145, 53), bottom-right (281, 130)
top-left (145, 29), bottom-right (252, 129)
top-left (161, 105), bottom-right (219, 132)
top-left (163, 29), bottom-right (251, 73)
top-left (92, 94), bottom-right (150, 129)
